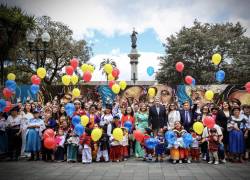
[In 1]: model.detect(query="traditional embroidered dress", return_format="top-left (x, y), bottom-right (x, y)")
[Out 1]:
top-left (67, 135), bottom-right (79, 162)
top-left (54, 135), bottom-right (66, 161)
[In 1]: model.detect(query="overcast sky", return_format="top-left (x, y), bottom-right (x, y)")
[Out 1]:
top-left (2, 0), bottom-right (250, 81)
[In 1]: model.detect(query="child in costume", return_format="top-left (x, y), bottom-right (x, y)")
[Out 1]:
top-left (66, 131), bottom-right (79, 162)
top-left (54, 128), bottom-right (66, 162)
top-left (155, 128), bottom-right (165, 162)
top-left (109, 135), bottom-right (122, 162)
top-left (143, 128), bottom-right (154, 161)
top-left (190, 128), bottom-right (201, 162)
top-left (207, 128), bottom-right (219, 165)
top-left (121, 128), bottom-right (129, 161)
top-left (96, 126), bottom-right (109, 162)
top-left (170, 121), bottom-right (190, 164)
top-left (80, 128), bottom-right (92, 164)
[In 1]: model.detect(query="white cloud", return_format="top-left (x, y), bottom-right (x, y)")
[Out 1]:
top-left (89, 52), bottom-right (162, 81)
top-left (110, 48), bottom-right (121, 56)
top-left (4, 0), bottom-right (250, 42)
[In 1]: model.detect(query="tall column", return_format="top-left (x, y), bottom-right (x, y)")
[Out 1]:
top-left (128, 48), bottom-right (140, 85)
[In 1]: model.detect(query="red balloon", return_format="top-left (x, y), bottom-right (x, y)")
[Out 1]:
top-left (3, 88), bottom-right (13, 98)
top-left (112, 68), bottom-right (120, 78)
top-left (31, 75), bottom-right (41, 85)
top-left (4, 101), bottom-right (12, 112)
top-left (176, 62), bottom-right (184, 72)
top-left (43, 128), bottom-right (55, 139)
top-left (185, 76), bottom-right (193, 85)
top-left (133, 130), bottom-right (144, 143)
top-left (203, 116), bottom-right (215, 128)
top-left (108, 80), bottom-right (115, 88)
top-left (66, 66), bottom-right (74, 75)
top-left (83, 71), bottom-right (92, 82)
top-left (44, 137), bottom-right (56, 149)
top-left (245, 82), bottom-right (250, 92)
top-left (70, 58), bottom-right (79, 69)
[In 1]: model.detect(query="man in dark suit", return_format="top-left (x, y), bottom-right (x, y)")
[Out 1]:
top-left (148, 97), bottom-right (167, 136)
top-left (179, 101), bottom-right (193, 131)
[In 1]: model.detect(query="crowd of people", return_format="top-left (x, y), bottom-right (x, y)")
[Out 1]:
top-left (0, 95), bottom-right (249, 165)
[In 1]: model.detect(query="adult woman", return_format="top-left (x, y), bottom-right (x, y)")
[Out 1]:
top-left (121, 106), bottom-right (135, 128)
top-left (25, 110), bottom-right (45, 160)
top-left (216, 102), bottom-right (231, 152)
top-left (167, 103), bottom-right (180, 130)
top-left (134, 103), bottom-right (148, 158)
top-left (59, 105), bottom-right (67, 117)
top-left (228, 107), bottom-right (247, 162)
top-left (20, 102), bottom-right (34, 157)
top-left (6, 106), bottom-right (22, 161)
top-left (0, 112), bottom-right (8, 154)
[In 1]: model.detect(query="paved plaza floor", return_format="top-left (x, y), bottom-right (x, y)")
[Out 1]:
top-left (0, 158), bottom-right (250, 180)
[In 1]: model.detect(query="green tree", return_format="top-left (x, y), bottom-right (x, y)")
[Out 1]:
top-left (99, 58), bottom-right (117, 81)
top-left (156, 20), bottom-right (250, 85)
top-left (13, 16), bottom-right (92, 85)
top-left (0, 4), bottom-right (35, 85)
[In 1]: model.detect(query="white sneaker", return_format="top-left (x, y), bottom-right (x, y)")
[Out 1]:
top-left (179, 160), bottom-right (182, 164)
top-left (214, 161), bottom-right (219, 165)
top-left (221, 159), bottom-right (226, 163)
top-left (173, 160), bottom-right (176, 164)
top-left (187, 160), bottom-right (191, 164)
top-left (208, 161), bottom-right (213, 164)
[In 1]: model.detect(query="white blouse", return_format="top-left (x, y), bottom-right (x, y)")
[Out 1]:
top-left (168, 110), bottom-right (181, 129)
top-left (6, 115), bottom-right (22, 128)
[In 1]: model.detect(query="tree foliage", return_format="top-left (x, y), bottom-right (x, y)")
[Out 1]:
top-left (0, 4), bottom-right (35, 85)
top-left (12, 16), bottom-right (92, 85)
top-left (156, 20), bottom-right (250, 85)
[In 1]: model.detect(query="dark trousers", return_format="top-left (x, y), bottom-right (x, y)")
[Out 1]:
top-left (55, 146), bottom-right (64, 161)
top-left (41, 140), bottom-right (53, 161)
top-left (7, 129), bottom-right (21, 160)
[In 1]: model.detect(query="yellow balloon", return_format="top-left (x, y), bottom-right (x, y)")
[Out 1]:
top-left (62, 75), bottom-right (71, 86)
top-left (91, 128), bottom-right (102, 142)
top-left (112, 84), bottom-right (120, 94)
top-left (104, 64), bottom-right (113, 74)
top-left (212, 53), bottom-right (222, 65)
top-left (119, 80), bottom-right (127, 90)
top-left (88, 65), bottom-right (95, 73)
top-left (148, 88), bottom-right (156, 97)
top-left (37, 67), bottom-right (46, 79)
top-left (108, 73), bottom-right (115, 81)
top-left (205, 90), bottom-right (214, 101)
top-left (7, 73), bottom-right (16, 80)
top-left (72, 88), bottom-right (80, 97)
top-left (112, 128), bottom-right (123, 141)
top-left (71, 75), bottom-right (79, 85)
top-left (81, 64), bottom-right (89, 73)
top-left (193, 122), bottom-right (204, 135)
top-left (81, 115), bottom-right (89, 126)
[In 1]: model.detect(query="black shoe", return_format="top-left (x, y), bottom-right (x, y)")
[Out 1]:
top-left (155, 159), bottom-right (159, 162)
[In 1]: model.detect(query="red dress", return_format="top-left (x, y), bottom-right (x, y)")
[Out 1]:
top-left (121, 115), bottom-right (135, 129)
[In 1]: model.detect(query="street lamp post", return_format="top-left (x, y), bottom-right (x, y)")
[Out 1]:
top-left (26, 31), bottom-right (51, 68)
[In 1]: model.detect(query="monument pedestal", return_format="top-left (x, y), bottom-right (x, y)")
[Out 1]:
top-left (128, 48), bottom-right (140, 84)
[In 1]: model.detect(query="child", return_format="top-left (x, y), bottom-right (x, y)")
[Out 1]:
top-left (190, 129), bottom-right (201, 162)
top-left (66, 131), bottom-right (79, 162)
top-left (25, 110), bottom-right (45, 161)
top-left (80, 128), bottom-right (92, 164)
top-left (54, 128), bottom-right (66, 162)
top-left (96, 127), bottom-right (109, 162)
top-left (121, 128), bottom-right (129, 161)
top-left (170, 121), bottom-right (190, 164)
top-left (207, 128), bottom-right (219, 165)
top-left (155, 129), bottom-right (165, 162)
top-left (109, 134), bottom-right (122, 162)
top-left (143, 128), bottom-right (154, 161)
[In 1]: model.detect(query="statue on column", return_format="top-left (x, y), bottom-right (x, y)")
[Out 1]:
top-left (131, 28), bottom-right (138, 49)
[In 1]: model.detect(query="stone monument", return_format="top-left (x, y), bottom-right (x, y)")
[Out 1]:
top-left (128, 28), bottom-right (140, 85)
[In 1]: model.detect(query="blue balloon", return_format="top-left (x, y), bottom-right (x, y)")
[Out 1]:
top-left (5, 80), bottom-right (16, 92)
top-left (74, 124), bottom-right (85, 136)
top-left (30, 84), bottom-right (40, 95)
top-left (165, 130), bottom-right (176, 145)
top-left (145, 138), bottom-right (158, 149)
top-left (65, 103), bottom-right (75, 117)
top-left (72, 115), bottom-right (81, 126)
top-left (147, 66), bottom-right (154, 76)
top-left (191, 78), bottom-right (196, 86)
top-left (124, 121), bottom-right (132, 131)
top-left (0, 99), bottom-right (6, 112)
top-left (183, 133), bottom-right (193, 148)
top-left (215, 70), bottom-right (225, 82)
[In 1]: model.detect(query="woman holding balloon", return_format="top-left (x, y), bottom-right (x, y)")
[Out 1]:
top-left (134, 103), bottom-right (149, 158)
